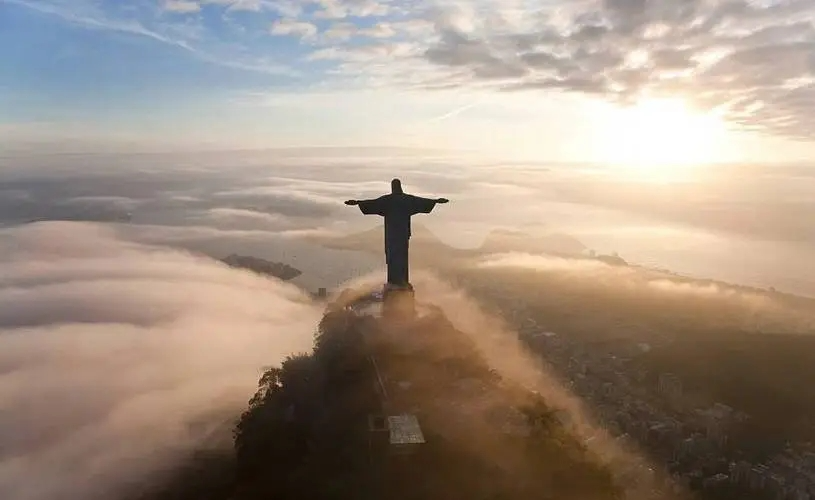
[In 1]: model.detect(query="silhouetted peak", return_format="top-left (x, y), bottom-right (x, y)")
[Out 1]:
top-left (221, 254), bottom-right (302, 281)
top-left (596, 253), bottom-right (628, 267)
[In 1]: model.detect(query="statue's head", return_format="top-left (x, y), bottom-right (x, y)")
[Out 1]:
top-left (391, 178), bottom-right (403, 194)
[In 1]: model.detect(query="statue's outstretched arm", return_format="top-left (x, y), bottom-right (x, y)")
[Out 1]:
top-left (348, 196), bottom-right (388, 216)
top-left (409, 195), bottom-right (448, 214)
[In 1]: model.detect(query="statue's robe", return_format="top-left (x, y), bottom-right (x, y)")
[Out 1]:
top-left (356, 193), bottom-right (439, 286)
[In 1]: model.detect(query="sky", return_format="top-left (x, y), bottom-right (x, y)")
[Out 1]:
top-left (3, 0), bottom-right (815, 162)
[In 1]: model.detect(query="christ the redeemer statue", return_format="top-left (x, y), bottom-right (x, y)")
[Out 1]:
top-left (345, 179), bottom-right (448, 288)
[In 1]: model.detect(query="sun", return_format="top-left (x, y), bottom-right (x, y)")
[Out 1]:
top-left (598, 98), bottom-right (727, 182)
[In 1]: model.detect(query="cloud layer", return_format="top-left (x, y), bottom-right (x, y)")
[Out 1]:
top-left (475, 252), bottom-right (815, 333)
top-left (410, 0), bottom-right (815, 140)
top-left (0, 222), bottom-right (321, 500)
top-left (2, 151), bottom-right (814, 296)
top-left (10, 0), bottom-right (815, 140)
top-left (263, 0), bottom-right (815, 140)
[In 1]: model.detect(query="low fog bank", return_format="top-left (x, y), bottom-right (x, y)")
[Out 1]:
top-left (114, 223), bottom-right (379, 292)
top-left (3, 156), bottom-right (814, 297)
top-left (336, 272), bottom-right (592, 432)
top-left (475, 252), bottom-right (815, 334)
top-left (383, 268), bottom-right (815, 496)
top-left (0, 222), bottom-right (322, 500)
top-left (382, 272), bottom-right (666, 498)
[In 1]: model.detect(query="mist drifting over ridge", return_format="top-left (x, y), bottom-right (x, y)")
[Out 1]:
top-left (0, 222), bottom-right (321, 500)
top-left (0, 151), bottom-right (814, 499)
top-left (474, 252), bottom-right (815, 335)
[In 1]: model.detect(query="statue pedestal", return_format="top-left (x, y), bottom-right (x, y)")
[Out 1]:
top-left (382, 283), bottom-right (415, 320)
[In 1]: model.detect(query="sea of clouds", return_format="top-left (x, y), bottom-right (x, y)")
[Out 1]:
top-left (0, 222), bottom-right (322, 500)
top-left (1, 150), bottom-right (814, 500)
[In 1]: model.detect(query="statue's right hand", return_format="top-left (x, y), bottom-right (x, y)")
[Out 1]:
top-left (345, 200), bottom-right (358, 206)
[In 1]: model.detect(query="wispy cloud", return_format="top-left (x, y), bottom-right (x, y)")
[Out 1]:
top-left (6, 0), bottom-right (193, 50)
top-left (267, 0), bottom-right (815, 140)
top-left (163, 0), bottom-right (202, 14)
top-left (425, 99), bottom-right (483, 124)
top-left (270, 18), bottom-right (318, 39)
top-left (9, 0), bottom-right (815, 140)
top-left (6, 0), bottom-right (297, 76)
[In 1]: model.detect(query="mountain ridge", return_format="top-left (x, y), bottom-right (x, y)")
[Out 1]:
top-left (308, 223), bottom-right (589, 259)
top-left (221, 254), bottom-right (302, 281)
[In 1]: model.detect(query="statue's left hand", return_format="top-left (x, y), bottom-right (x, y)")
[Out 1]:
top-left (345, 200), bottom-right (359, 206)
top-left (436, 198), bottom-right (449, 204)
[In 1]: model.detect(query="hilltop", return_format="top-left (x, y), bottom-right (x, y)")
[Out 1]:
top-left (143, 288), bottom-right (642, 500)
top-left (443, 260), bottom-right (815, 467)
top-left (231, 296), bottom-right (627, 500)
top-left (221, 254), bottom-right (302, 281)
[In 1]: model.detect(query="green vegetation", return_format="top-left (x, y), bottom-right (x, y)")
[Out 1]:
top-left (231, 303), bottom-right (622, 500)
top-left (142, 248), bottom-right (815, 500)
top-left (233, 309), bottom-right (377, 499)
top-left (221, 254), bottom-right (302, 281)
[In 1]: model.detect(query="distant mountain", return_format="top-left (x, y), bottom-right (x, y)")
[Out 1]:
top-left (310, 224), bottom-right (608, 265)
top-left (596, 253), bottom-right (628, 266)
top-left (221, 254), bottom-right (302, 281)
top-left (308, 223), bottom-right (471, 260)
top-left (478, 228), bottom-right (586, 256)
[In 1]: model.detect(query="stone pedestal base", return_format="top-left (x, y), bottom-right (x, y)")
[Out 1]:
top-left (382, 283), bottom-right (415, 320)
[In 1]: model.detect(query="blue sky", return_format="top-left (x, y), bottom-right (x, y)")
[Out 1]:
top-left (3, 0), bottom-right (815, 163)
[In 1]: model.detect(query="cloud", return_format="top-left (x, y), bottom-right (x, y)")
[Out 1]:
top-left (323, 21), bottom-right (358, 41)
top-left (205, 0), bottom-right (264, 11)
top-left (163, 0), bottom-right (201, 14)
top-left (2, 152), bottom-right (813, 296)
top-left (320, 21), bottom-right (396, 42)
top-left (398, 272), bottom-right (662, 497)
top-left (211, 185), bottom-right (339, 218)
top-left (361, 21), bottom-right (396, 38)
top-left (312, 0), bottom-right (389, 19)
top-left (62, 195), bottom-right (144, 211)
top-left (112, 222), bottom-right (381, 292)
top-left (0, 222), bottom-right (321, 500)
top-left (274, 0), bottom-right (815, 140)
top-left (206, 207), bottom-right (290, 224)
top-left (474, 252), bottom-right (815, 332)
top-left (479, 253), bottom-right (614, 274)
top-left (14, 0), bottom-right (815, 140)
top-left (306, 41), bottom-right (421, 65)
top-left (7, 0), bottom-right (296, 77)
top-left (270, 18), bottom-right (318, 39)
top-left (408, 0), bottom-right (815, 139)
top-left (6, 0), bottom-right (193, 50)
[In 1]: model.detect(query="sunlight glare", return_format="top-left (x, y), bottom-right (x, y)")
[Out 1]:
top-left (599, 98), bottom-right (727, 182)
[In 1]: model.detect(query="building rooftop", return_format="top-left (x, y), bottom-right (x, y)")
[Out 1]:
top-left (388, 414), bottom-right (426, 445)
